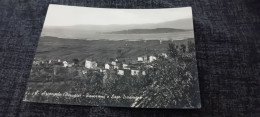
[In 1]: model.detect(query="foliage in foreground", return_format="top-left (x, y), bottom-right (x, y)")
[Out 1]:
top-left (132, 41), bottom-right (200, 108)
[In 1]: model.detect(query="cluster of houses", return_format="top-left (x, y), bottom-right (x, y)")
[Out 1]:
top-left (84, 53), bottom-right (167, 76)
top-left (32, 53), bottom-right (168, 77)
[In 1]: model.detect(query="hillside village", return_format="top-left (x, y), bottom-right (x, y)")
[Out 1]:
top-left (26, 39), bottom-right (198, 108)
top-left (32, 53), bottom-right (168, 80)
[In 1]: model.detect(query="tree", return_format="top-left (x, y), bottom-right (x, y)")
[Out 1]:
top-left (188, 40), bottom-right (195, 53)
top-left (180, 44), bottom-right (186, 53)
top-left (73, 58), bottom-right (79, 65)
top-left (168, 43), bottom-right (178, 58)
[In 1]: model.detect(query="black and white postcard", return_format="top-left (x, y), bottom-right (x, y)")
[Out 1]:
top-left (24, 4), bottom-right (201, 108)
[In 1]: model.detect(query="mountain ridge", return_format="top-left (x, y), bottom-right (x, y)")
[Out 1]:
top-left (41, 18), bottom-right (193, 39)
top-left (106, 28), bottom-right (190, 34)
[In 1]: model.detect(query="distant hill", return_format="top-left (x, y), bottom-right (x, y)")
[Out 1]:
top-left (41, 18), bottom-right (193, 39)
top-left (107, 28), bottom-right (189, 34)
top-left (156, 18), bottom-right (193, 29)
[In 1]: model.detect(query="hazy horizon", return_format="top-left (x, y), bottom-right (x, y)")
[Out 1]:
top-left (44, 4), bottom-right (192, 26)
top-left (44, 18), bottom-right (192, 27)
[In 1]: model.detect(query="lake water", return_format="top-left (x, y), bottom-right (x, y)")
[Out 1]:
top-left (42, 30), bottom-right (194, 41)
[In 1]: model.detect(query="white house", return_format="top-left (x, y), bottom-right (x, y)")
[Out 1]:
top-left (117, 70), bottom-right (124, 75)
top-left (142, 71), bottom-right (146, 75)
top-left (67, 63), bottom-right (73, 67)
top-left (146, 65), bottom-right (153, 68)
top-left (63, 61), bottom-right (73, 67)
top-left (85, 60), bottom-right (97, 69)
top-left (149, 56), bottom-right (156, 62)
top-left (82, 70), bottom-right (87, 75)
top-left (85, 60), bottom-right (91, 68)
top-left (105, 64), bottom-right (110, 69)
top-left (131, 70), bottom-right (140, 76)
top-left (113, 65), bottom-right (119, 69)
top-left (162, 53), bottom-right (168, 58)
top-left (41, 61), bottom-right (45, 64)
top-left (111, 61), bottom-right (117, 66)
top-left (138, 56), bottom-right (150, 62)
top-left (137, 57), bottom-right (143, 62)
top-left (143, 56), bottom-right (148, 62)
top-left (63, 61), bottom-right (68, 67)
top-left (33, 61), bottom-right (40, 65)
top-left (122, 64), bottom-right (129, 69)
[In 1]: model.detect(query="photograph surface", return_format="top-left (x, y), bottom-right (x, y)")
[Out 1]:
top-left (24, 4), bottom-right (201, 108)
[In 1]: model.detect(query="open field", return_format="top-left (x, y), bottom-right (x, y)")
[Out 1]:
top-left (35, 36), bottom-right (194, 63)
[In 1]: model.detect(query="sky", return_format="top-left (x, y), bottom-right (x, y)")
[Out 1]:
top-left (44, 4), bottom-right (192, 26)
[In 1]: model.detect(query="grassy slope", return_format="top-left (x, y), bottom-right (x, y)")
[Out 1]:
top-left (35, 36), bottom-right (194, 63)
